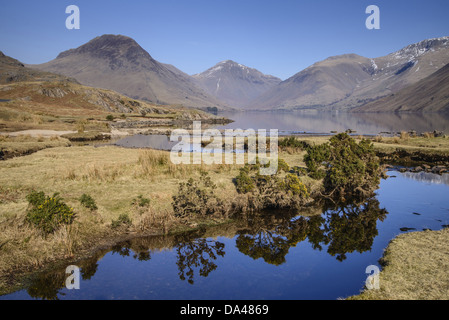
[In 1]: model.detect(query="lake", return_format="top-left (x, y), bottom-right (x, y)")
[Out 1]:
top-left (2, 170), bottom-right (448, 300)
top-left (215, 111), bottom-right (449, 135)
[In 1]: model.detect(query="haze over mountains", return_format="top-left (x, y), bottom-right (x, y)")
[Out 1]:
top-left (28, 34), bottom-right (449, 113)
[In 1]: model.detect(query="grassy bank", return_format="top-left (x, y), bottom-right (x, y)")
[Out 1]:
top-left (0, 134), bottom-right (71, 159)
top-left (1, 133), bottom-right (448, 298)
top-left (0, 141), bottom-right (313, 293)
top-left (348, 228), bottom-right (449, 300)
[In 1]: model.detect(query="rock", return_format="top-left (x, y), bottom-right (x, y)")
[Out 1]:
top-left (39, 87), bottom-right (68, 98)
top-left (399, 168), bottom-right (408, 173)
top-left (432, 166), bottom-right (448, 174)
top-left (422, 164), bottom-right (431, 170)
top-left (400, 227), bottom-right (416, 232)
top-left (412, 166), bottom-right (423, 172)
top-left (433, 130), bottom-right (444, 138)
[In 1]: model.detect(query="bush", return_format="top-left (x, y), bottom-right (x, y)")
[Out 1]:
top-left (172, 172), bottom-right (225, 218)
top-left (303, 143), bottom-right (330, 179)
top-left (234, 161), bottom-right (310, 211)
top-left (111, 213), bottom-right (132, 229)
top-left (79, 193), bottom-right (98, 211)
top-left (106, 115), bottom-right (114, 121)
top-left (234, 166), bottom-right (255, 194)
top-left (279, 137), bottom-right (310, 149)
top-left (25, 191), bottom-right (76, 235)
top-left (304, 133), bottom-right (382, 202)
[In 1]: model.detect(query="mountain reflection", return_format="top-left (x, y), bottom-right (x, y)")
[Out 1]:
top-left (21, 198), bottom-right (387, 298)
top-left (400, 171), bottom-right (449, 186)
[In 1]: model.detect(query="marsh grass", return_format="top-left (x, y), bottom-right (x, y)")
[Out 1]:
top-left (348, 228), bottom-right (449, 300)
top-left (1, 133), bottom-right (448, 297)
top-left (0, 145), bottom-right (247, 284)
top-left (400, 131), bottom-right (410, 141)
top-left (0, 135), bottom-right (71, 159)
top-left (132, 206), bottom-right (176, 235)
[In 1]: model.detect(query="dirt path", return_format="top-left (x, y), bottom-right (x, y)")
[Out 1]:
top-left (0, 129), bottom-right (77, 138)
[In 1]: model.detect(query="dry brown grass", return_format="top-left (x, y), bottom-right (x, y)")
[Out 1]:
top-left (400, 131), bottom-right (410, 141)
top-left (348, 228), bottom-right (449, 300)
top-left (0, 134), bottom-right (71, 159)
top-left (0, 145), bottom-right (246, 286)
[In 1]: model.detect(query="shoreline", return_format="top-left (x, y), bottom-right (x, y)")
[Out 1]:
top-left (1, 132), bottom-right (448, 299)
top-left (348, 227), bottom-right (449, 300)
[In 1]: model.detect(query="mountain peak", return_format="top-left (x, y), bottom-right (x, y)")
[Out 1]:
top-left (56, 34), bottom-right (151, 61)
top-left (193, 60), bottom-right (281, 108)
top-left (33, 34), bottom-right (230, 110)
top-left (387, 36), bottom-right (449, 62)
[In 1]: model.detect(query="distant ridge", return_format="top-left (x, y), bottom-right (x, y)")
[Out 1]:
top-left (0, 51), bottom-right (76, 84)
top-left (249, 37), bottom-right (449, 111)
top-left (27, 35), bottom-right (449, 113)
top-left (353, 62), bottom-right (449, 113)
top-left (30, 34), bottom-right (232, 111)
top-left (193, 60), bottom-right (281, 108)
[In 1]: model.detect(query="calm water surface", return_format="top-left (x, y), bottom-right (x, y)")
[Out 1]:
top-left (215, 111), bottom-right (449, 135)
top-left (2, 170), bottom-right (449, 300)
top-left (113, 111), bottom-right (449, 151)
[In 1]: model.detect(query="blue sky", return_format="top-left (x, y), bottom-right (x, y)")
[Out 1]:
top-left (1, 0), bottom-right (448, 80)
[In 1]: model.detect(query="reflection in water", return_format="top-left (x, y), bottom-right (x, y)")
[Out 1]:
top-left (235, 198), bottom-right (388, 264)
top-left (4, 170), bottom-right (448, 300)
top-left (174, 231), bottom-right (225, 285)
top-left (25, 255), bottom-right (100, 300)
top-left (19, 198), bottom-right (387, 298)
top-left (400, 172), bottom-right (449, 186)
top-left (215, 111), bottom-right (449, 135)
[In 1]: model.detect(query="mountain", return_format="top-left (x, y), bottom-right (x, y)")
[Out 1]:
top-left (192, 60), bottom-right (281, 108)
top-left (250, 37), bottom-right (449, 111)
top-left (29, 34), bottom-right (231, 111)
top-left (353, 62), bottom-right (449, 113)
top-left (0, 51), bottom-right (76, 84)
top-left (0, 52), bottom-right (226, 123)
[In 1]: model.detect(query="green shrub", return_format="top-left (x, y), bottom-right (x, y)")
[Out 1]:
top-left (111, 213), bottom-right (132, 229)
top-left (234, 167), bottom-right (256, 194)
top-left (278, 158), bottom-right (290, 173)
top-left (304, 133), bottom-right (382, 202)
top-left (172, 172), bottom-right (225, 218)
top-left (280, 173), bottom-right (310, 198)
top-left (279, 137), bottom-right (310, 149)
top-left (25, 191), bottom-right (76, 235)
top-left (304, 143), bottom-right (330, 179)
top-left (106, 115), bottom-right (114, 121)
top-left (79, 193), bottom-right (98, 211)
top-left (233, 161), bottom-right (310, 211)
